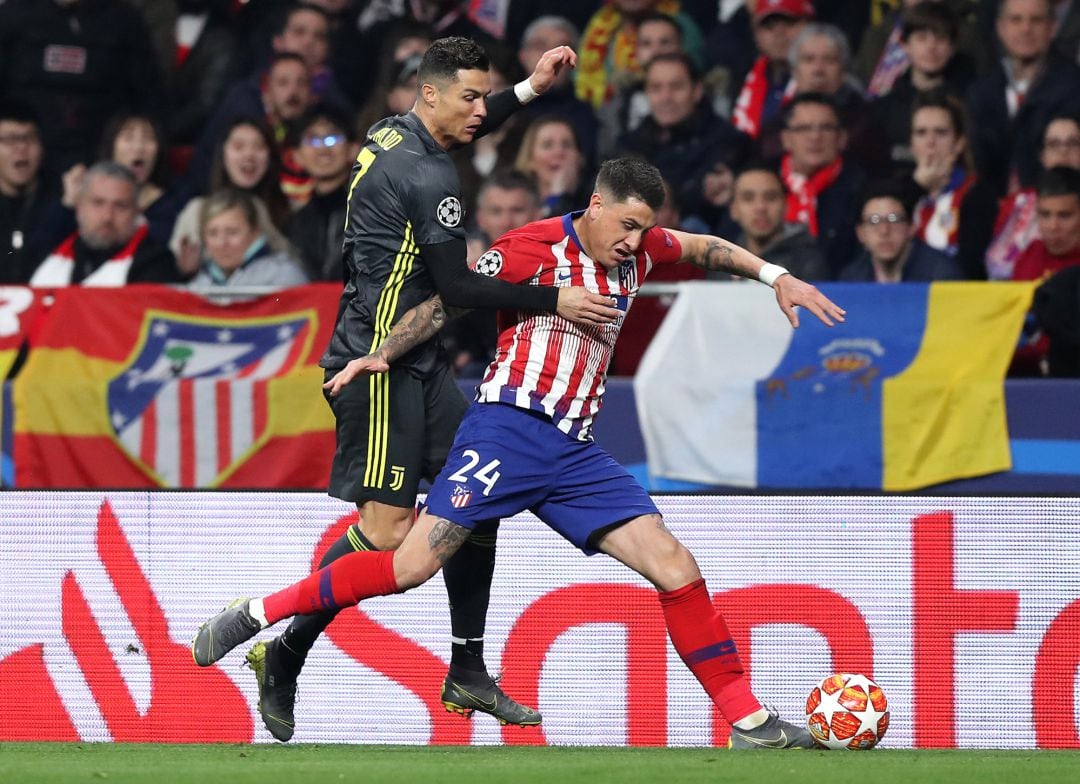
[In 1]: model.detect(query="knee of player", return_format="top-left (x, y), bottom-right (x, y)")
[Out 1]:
top-left (652, 529), bottom-right (701, 588)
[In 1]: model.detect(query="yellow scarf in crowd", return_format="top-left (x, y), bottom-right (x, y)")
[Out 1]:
top-left (576, 0), bottom-right (682, 109)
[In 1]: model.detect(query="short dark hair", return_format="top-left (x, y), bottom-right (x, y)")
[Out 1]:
top-left (1037, 166), bottom-right (1080, 200)
top-left (0, 98), bottom-right (39, 127)
top-left (901, 1), bottom-right (959, 43)
top-left (735, 161), bottom-right (782, 186)
top-left (856, 179), bottom-right (915, 220)
top-left (644, 51), bottom-right (700, 83)
top-left (266, 51), bottom-right (308, 74)
top-left (478, 169), bottom-right (540, 205)
top-left (418, 36), bottom-right (489, 85)
top-left (782, 92), bottom-right (842, 128)
top-left (293, 103), bottom-right (358, 144)
top-left (596, 158), bottom-right (666, 212)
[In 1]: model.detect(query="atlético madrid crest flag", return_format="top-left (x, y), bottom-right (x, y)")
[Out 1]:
top-left (636, 282), bottom-right (1035, 491)
top-left (13, 285), bottom-right (341, 488)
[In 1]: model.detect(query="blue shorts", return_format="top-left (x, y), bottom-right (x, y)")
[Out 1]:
top-left (424, 403), bottom-right (659, 554)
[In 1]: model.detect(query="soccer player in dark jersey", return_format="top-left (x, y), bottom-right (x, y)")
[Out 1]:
top-left (193, 158), bottom-right (845, 748)
top-left (235, 37), bottom-right (622, 742)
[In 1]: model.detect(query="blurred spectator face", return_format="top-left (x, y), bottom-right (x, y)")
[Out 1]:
top-left (476, 185), bottom-right (541, 240)
top-left (793, 33), bottom-right (845, 94)
top-left (730, 170), bottom-right (786, 244)
top-left (388, 56), bottom-right (421, 115)
top-left (656, 179), bottom-right (680, 228)
top-left (1036, 192), bottom-right (1080, 256)
top-left (644, 59), bottom-right (703, 128)
top-left (223, 124), bottom-right (271, 189)
top-left (782, 102), bottom-right (845, 174)
top-left (903, 29), bottom-right (954, 76)
top-left (911, 106), bottom-right (964, 166)
top-left (997, 0), bottom-right (1054, 63)
top-left (76, 173), bottom-right (138, 250)
top-left (0, 119), bottom-right (42, 195)
top-left (296, 119), bottom-right (356, 182)
top-left (112, 118), bottom-right (159, 186)
top-left (636, 19), bottom-right (682, 68)
top-left (856, 196), bottom-right (913, 265)
top-left (274, 9), bottom-right (331, 71)
top-left (754, 15), bottom-right (806, 63)
top-left (520, 22), bottom-right (576, 85)
top-left (264, 59), bottom-right (313, 122)
top-left (1040, 119), bottom-right (1080, 170)
top-left (203, 206), bottom-right (259, 273)
top-left (527, 121), bottom-right (582, 182)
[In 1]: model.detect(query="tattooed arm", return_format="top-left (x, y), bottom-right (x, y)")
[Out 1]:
top-left (666, 229), bottom-right (847, 330)
top-left (667, 230), bottom-right (771, 280)
top-left (323, 295), bottom-right (465, 396)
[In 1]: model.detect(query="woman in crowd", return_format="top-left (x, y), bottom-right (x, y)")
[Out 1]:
top-left (170, 118), bottom-right (291, 277)
top-left (514, 116), bottom-right (592, 218)
top-left (906, 90), bottom-right (997, 279)
top-left (188, 188), bottom-right (307, 289)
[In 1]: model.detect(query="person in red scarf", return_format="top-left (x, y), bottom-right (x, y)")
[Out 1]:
top-left (29, 162), bottom-right (180, 286)
top-left (906, 90), bottom-right (997, 279)
top-left (779, 92), bottom-right (865, 277)
top-left (732, 0), bottom-right (813, 140)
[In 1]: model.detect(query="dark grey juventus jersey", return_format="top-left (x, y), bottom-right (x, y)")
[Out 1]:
top-left (320, 112), bottom-right (465, 375)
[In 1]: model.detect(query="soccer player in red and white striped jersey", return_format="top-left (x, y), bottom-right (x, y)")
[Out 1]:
top-left (194, 158), bottom-right (845, 748)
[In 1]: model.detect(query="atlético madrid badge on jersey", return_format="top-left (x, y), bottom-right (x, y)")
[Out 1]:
top-left (450, 484), bottom-right (472, 508)
top-left (474, 249), bottom-right (503, 276)
top-left (437, 196), bottom-right (462, 228)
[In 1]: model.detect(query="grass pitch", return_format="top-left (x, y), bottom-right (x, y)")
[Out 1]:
top-left (1, 744), bottom-right (1076, 784)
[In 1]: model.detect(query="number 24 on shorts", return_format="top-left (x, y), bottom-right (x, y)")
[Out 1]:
top-left (448, 450), bottom-right (501, 495)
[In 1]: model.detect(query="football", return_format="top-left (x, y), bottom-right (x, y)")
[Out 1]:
top-left (805, 673), bottom-right (890, 750)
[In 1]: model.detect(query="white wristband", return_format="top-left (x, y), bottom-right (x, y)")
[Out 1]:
top-left (758, 263), bottom-right (789, 287)
top-left (514, 79), bottom-right (540, 104)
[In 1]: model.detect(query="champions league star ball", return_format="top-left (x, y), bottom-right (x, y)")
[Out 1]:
top-left (805, 673), bottom-right (890, 750)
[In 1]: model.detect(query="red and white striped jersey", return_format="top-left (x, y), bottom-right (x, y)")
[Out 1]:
top-left (475, 212), bottom-right (682, 440)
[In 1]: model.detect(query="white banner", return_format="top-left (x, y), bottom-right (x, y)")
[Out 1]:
top-left (1, 493), bottom-right (1078, 748)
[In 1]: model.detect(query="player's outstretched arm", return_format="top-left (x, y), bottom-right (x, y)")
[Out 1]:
top-left (323, 295), bottom-right (449, 396)
top-left (668, 229), bottom-right (846, 329)
top-left (476, 46), bottom-right (577, 138)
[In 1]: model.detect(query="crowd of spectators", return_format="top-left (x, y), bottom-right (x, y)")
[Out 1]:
top-left (1, 0), bottom-right (1078, 376)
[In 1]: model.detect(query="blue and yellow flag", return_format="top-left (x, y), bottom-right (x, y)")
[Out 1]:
top-left (637, 282), bottom-right (1035, 490)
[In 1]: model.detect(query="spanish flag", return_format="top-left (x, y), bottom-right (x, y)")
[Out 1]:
top-left (14, 284), bottom-right (340, 488)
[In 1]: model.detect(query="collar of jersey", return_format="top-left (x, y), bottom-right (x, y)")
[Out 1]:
top-left (562, 211), bottom-right (587, 255)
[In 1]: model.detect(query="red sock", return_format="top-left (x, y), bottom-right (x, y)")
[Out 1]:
top-left (659, 578), bottom-right (762, 724)
top-left (263, 550), bottom-right (399, 625)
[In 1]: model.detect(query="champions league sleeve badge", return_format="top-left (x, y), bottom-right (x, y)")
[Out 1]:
top-left (436, 196), bottom-right (462, 228)
top-left (474, 249), bottom-right (503, 276)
